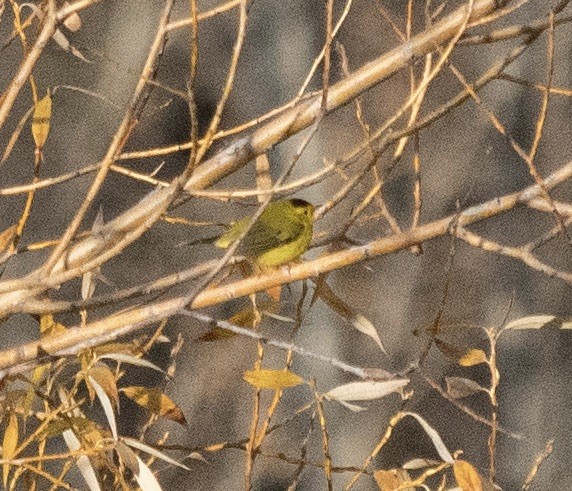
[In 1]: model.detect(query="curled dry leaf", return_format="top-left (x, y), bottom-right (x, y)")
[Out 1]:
top-left (98, 353), bottom-right (164, 373)
top-left (243, 369), bottom-right (304, 390)
top-left (52, 29), bottom-right (91, 62)
top-left (459, 349), bottom-right (488, 367)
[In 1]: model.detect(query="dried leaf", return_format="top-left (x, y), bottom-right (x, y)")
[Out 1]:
top-left (52, 29), bottom-right (91, 62)
top-left (200, 301), bottom-right (284, 341)
top-left (459, 349), bottom-right (488, 367)
top-left (504, 315), bottom-right (572, 331)
top-left (40, 416), bottom-right (97, 439)
top-left (402, 458), bottom-right (440, 470)
top-left (0, 225), bottom-right (16, 254)
top-left (435, 339), bottom-right (488, 367)
top-left (325, 379), bottom-right (408, 403)
top-left (31, 91), bottom-right (52, 149)
top-left (98, 353), bottom-right (164, 373)
top-left (2, 412), bottom-right (18, 488)
top-left (446, 377), bottom-right (486, 399)
top-left (199, 303), bottom-right (257, 341)
top-left (401, 412), bottom-right (454, 463)
top-left (199, 326), bottom-right (238, 342)
top-left (334, 400), bottom-right (368, 412)
top-left (115, 440), bottom-right (140, 476)
top-left (454, 460), bottom-right (483, 491)
top-left (62, 2), bottom-right (82, 31)
top-left (121, 386), bottom-right (187, 426)
top-left (123, 437), bottom-right (192, 471)
top-left (87, 365), bottom-right (118, 440)
top-left (39, 313), bottom-right (67, 338)
top-left (133, 455), bottom-right (162, 491)
top-left (23, 364), bottom-right (48, 419)
top-left (82, 271), bottom-right (96, 300)
top-left (314, 278), bottom-right (387, 353)
top-left (87, 363), bottom-right (119, 408)
top-left (374, 468), bottom-right (413, 491)
top-left (62, 429), bottom-right (102, 491)
top-left (243, 369), bottom-right (304, 390)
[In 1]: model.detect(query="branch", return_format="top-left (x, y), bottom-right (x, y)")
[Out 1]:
top-left (0, 0), bottom-right (506, 313)
top-left (0, 158), bottom-right (569, 375)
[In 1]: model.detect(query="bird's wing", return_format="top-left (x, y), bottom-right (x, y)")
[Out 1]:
top-left (240, 215), bottom-right (304, 258)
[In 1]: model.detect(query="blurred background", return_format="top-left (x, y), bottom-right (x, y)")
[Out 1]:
top-left (0, 0), bottom-right (571, 489)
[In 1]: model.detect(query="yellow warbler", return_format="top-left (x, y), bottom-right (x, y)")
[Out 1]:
top-left (215, 199), bottom-right (314, 267)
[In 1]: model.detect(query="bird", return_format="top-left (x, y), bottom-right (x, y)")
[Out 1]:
top-left (214, 198), bottom-right (314, 267)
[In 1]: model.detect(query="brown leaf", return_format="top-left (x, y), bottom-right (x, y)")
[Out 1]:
top-left (454, 460), bottom-right (483, 491)
top-left (121, 386), bottom-right (187, 426)
top-left (243, 369), bottom-right (304, 390)
top-left (445, 376), bottom-right (486, 399)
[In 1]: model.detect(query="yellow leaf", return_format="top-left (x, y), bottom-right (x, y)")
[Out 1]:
top-left (87, 363), bottom-right (118, 408)
top-left (199, 301), bottom-right (277, 342)
top-left (39, 416), bottom-right (95, 439)
top-left (373, 468), bottom-right (413, 491)
top-left (23, 364), bottom-right (48, 419)
top-left (243, 369), bottom-right (303, 390)
top-left (39, 314), bottom-right (67, 338)
top-left (454, 460), bottom-right (483, 491)
top-left (459, 349), bottom-right (488, 367)
top-left (3, 412), bottom-right (18, 487)
top-left (32, 91), bottom-right (52, 149)
top-left (121, 386), bottom-right (187, 426)
top-left (435, 339), bottom-right (488, 367)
